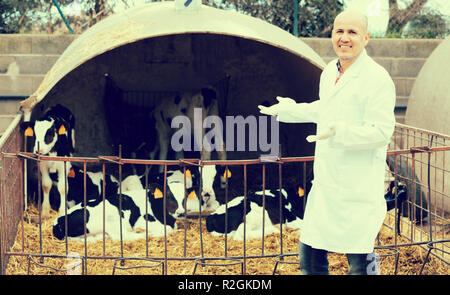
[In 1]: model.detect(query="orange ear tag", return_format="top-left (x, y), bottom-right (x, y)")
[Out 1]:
top-left (68, 168), bottom-right (76, 178)
top-left (58, 125), bottom-right (67, 135)
top-left (298, 187), bottom-right (304, 197)
top-left (187, 190), bottom-right (197, 200)
top-left (154, 188), bottom-right (163, 199)
top-left (24, 127), bottom-right (34, 137)
top-left (223, 169), bottom-right (232, 179)
top-left (185, 169), bottom-right (192, 178)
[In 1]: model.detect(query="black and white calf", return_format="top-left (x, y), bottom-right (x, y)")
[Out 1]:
top-left (205, 186), bottom-right (306, 240)
top-left (64, 164), bottom-right (120, 208)
top-left (195, 164), bottom-right (232, 212)
top-left (152, 87), bottom-right (227, 169)
top-left (122, 167), bottom-right (204, 217)
top-left (53, 183), bottom-right (178, 241)
top-left (121, 164), bottom-right (230, 215)
top-left (21, 104), bottom-right (75, 217)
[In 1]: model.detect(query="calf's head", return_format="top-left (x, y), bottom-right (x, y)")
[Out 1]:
top-left (21, 117), bottom-right (70, 155)
top-left (147, 182), bottom-right (179, 215)
top-left (53, 208), bottom-right (89, 240)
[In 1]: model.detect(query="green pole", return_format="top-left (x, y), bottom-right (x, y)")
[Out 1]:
top-left (51, 0), bottom-right (75, 34)
top-left (293, 0), bottom-right (298, 36)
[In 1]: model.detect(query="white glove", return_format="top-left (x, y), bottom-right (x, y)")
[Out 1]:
top-left (306, 123), bottom-right (336, 142)
top-left (258, 96), bottom-right (296, 116)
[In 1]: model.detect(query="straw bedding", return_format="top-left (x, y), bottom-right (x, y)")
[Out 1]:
top-left (5, 205), bottom-right (448, 275)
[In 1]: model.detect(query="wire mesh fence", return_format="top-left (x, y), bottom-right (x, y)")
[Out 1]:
top-left (0, 122), bottom-right (449, 275)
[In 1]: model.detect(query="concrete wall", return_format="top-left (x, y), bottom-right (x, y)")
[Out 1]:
top-left (0, 34), bottom-right (442, 136)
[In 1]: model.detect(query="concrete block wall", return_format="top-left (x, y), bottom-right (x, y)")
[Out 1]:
top-left (0, 35), bottom-right (75, 136)
top-left (0, 34), bottom-right (442, 135)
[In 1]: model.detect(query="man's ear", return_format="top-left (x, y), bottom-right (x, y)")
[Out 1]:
top-left (364, 32), bottom-right (370, 47)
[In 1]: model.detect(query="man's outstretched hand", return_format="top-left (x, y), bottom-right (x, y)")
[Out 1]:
top-left (258, 96), bottom-right (296, 116)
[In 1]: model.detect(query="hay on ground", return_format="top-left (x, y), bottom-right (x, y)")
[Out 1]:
top-left (5, 205), bottom-right (449, 275)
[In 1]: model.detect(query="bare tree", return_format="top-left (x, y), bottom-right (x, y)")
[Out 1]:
top-left (387, 0), bottom-right (428, 34)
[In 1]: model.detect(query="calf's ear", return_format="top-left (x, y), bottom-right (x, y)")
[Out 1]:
top-left (68, 168), bottom-right (76, 178)
top-left (187, 190), bottom-right (197, 200)
top-left (58, 124), bottom-right (67, 135)
top-left (223, 168), bottom-right (232, 179)
top-left (21, 122), bottom-right (34, 136)
top-left (153, 188), bottom-right (163, 199)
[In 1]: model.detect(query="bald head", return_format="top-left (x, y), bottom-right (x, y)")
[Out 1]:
top-left (334, 9), bottom-right (368, 34)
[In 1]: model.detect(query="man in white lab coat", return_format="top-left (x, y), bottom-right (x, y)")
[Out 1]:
top-left (258, 10), bottom-right (396, 275)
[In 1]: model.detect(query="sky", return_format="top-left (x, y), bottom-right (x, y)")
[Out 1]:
top-left (62, 0), bottom-right (450, 37)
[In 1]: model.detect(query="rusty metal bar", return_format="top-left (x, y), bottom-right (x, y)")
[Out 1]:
top-left (272, 253), bottom-right (299, 275)
top-left (182, 165), bottom-right (188, 258)
top-left (394, 154), bottom-right (399, 242)
top-left (3, 148), bottom-right (449, 164)
top-left (118, 146), bottom-right (124, 268)
top-left (102, 162), bottom-right (106, 257)
top-left (0, 153), bottom-right (5, 274)
top-left (198, 163), bottom-right (205, 264)
top-left (64, 161), bottom-right (69, 256)
top-left (395, 122), bottom-right (450, 141)
top-left (163, 164), bottom-right (168, 275)
top-left (278, 156), bottom-right (284, 258)
top-left (112, 257), bottom-right (164, 275)
top-left (27, 254), bottom-right (84, 275)
top-left (83, 161), bottom-right (88, 274)
top-left (243, 164), bottom-right (247, 275)
top-left (261, 163), bottom-right (266, 256)
top-left (224, 164), bottom-right (229, 258)
top-left (145, 164), bottom-right (149, 258)
top-left (36, 143), bottom-right (43, 263)
top-left (192, 258), bottom-right (244, 275)
top-left (419, 240), bottom-right (450, 275)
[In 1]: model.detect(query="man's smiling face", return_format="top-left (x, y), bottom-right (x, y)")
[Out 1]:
top-left (331, 10), bottom-right (370, 69)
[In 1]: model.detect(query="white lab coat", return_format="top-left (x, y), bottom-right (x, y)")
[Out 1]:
top-left (277, 50), bottom-right (396, 253)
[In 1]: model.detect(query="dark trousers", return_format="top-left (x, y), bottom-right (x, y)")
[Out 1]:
top-left (298, 242), bottom-right (379, 275)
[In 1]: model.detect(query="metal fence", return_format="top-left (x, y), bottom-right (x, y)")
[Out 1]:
top-left (385, 123), bottom-right (450, 263)
top-left (0, 114), bottom-right (24, 274)
top-left (0, 122), bottom-right (449, 275)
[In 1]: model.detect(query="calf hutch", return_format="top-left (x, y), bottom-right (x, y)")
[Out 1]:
top-left (1, 2), bottom-right (449, 275)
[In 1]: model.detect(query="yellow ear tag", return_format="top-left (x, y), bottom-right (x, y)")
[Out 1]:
top-left (154, 188), bottom-right (163, 199)
top-left (185, 169), bottom-right (192, 178)
top-left (223, 169), bottom-right (232, 179)
top-left (68, 168), bottom-right (75, 178)
top-left (24, 126), bottom-right (34, 137)
top-left (187, 190), bottom-right (197, 200)
top-left (58, 124), bottom-right (66, 135)
top-left (298, 187), bottom-right (305, 197)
